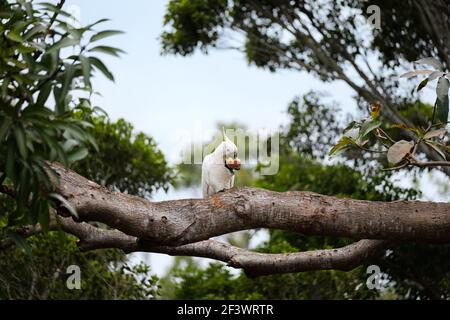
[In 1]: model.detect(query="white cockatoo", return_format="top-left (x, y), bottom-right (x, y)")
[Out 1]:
top-left (202, 129), bottom-right (241, 198)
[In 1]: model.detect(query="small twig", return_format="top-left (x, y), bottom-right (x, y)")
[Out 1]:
top-left (33, 0), bottom-right (66, 60)
top-left (411, 140), bottom-right (421, 157)
top-left (382, 162), bottom-right (409, 171)
top-left (410, 160), bottom-right (450, 168)
top-left (356, 145), bottom-right (387, 154)
top-left (378, 127), bottom-right (396, 143)
top-left (431, 100), bottom-right (437, 125)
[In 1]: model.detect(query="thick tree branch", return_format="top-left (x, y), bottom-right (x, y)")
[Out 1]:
top-left (56, 218), bottom-right (392, 276)
top-left (0, 216), bottom-right (390, 276)
top-left (46, 162), bottom-right (450, 246)
top-left (145, 239), bottom-right (389, 277)
top-left (2, 163), bottom-right (448, 275)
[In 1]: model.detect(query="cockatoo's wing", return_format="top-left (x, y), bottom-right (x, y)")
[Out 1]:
top-left (202, 177), bottom-right (211, 198)
top-left (202, 154), bottom-right (211, 198)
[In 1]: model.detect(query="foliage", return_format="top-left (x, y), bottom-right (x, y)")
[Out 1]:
top-left (0, 113), bottom-right (172, 299)
top-left (162, 0), bottom-right (450, 76)
top-left (351, 0), bottom-right (450, 68)
top-left (331, 57), bottom-right (450, 169)
top-left (284, 92), bottom-right (343, 159)
top-left (71, 113), bottom-right (174, 198)
top-left (0, 232), bottom-right (159, 299)
top-left (0, 1), bottom-right (174, 300)
top-left (161, 0), bottom-right (228, 55)
top-left (171, 261), bottom-right (379, 300)
top-left (0, 0), bottom-right (124, 230)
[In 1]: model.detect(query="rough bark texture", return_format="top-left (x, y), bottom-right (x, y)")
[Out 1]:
top-left (58, 218), bottom-right (391, 277)
top-left (50, 162), bottom-right (450, 245)
top-left (2, 162), bottom-right (450, 276)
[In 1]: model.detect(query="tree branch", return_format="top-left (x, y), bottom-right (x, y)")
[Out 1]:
top-left (0, 216), bottom-right (390, 276)
top-left (46, 162), bottom-right (450, 245)
top-left (2, 162), bottom-right (448, 275)
top-left (56, 218), bottom-right (393, 276)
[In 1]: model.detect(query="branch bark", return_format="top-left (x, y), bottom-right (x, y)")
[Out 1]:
top-left (48, 162), bottom-right (450, 247)
top-left (54, 218), bottom-right (393, 277)
top-left (1, 162), bottom-right (449, 275)
top-left (0, 215), bottom-right (390, 276)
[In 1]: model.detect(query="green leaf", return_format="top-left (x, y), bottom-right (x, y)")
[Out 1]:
top-left (424, 141), bottom-right (446, 160)
top-left (39, 212), bottom-right (50, 232)
top-left (343, 121), bottom-right (357, 133)
top-left (1, 78), bottom-right (10, 97)
top-left (359, 119), bottom-right (381, 138)
top-left (38, 202), bottom-right (50, 232)
top-left (89, 56), bottom-right (114, 81)
top-left (60, 123), bottom-right (89, 141)
top-left (90, 30), bottom-right (124, 42)
top-left (6, 30), bottom-right (23, 42)
top-left (14, 126), bottom-right (28, 159)
top-left (11, 19), bottom-right (34, 34)
top-left (46, 37), bottom-right (79, 54)
top-left (328, 136), bottom-right (355, 157)
top-left (85, 18), bottom-right (110, 30)
top-left (39, 132), bottom-right (68, 165)
top-left (88, 45), bottom-right (125, 57)
top-left (67, 146), bottom-right (89, 162)
top-left (36, 81), bottom-right (52, 107)
top-left (37, 2), bottom-right (74, 18)
top-left (23, 3), bottom-right (32, 16)
top-left (6, 138), bottom-right (16, 181)
top-left (48, 193), bottom-right (79, 219)
top-left (6, 231), bottom-right (32, 256)
top-left (436, 97), bottom-right (449, 125)
top-left (63, 138), bottom-right (79, 152)
top-left (0, 117), bottom-right (11, 141)
top-left (436, 77), bottom-right (450, 101)
top-left (417, 78), bottom-right (428, 92)
top-left (23, 23), bottom-right (48, 40)
top-left (436, 77), bottom-right (450, 125)
top-left (80, 55), bottom-right (91, 87)
top-left (57, 64), bottom-right (75, 114)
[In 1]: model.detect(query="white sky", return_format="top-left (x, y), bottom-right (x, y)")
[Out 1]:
top-left (61, 0), bottom-right (448, 277)
top-left (67, 0), bottom-right (357, 163)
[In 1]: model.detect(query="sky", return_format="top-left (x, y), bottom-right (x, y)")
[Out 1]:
top-left (66, 0), bottom-right (357, 163)
top-left (60, 0), bottom-right (448, 276)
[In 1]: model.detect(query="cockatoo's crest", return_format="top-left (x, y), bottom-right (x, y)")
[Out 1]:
top-left (222, 127), bottom-right (232, 143)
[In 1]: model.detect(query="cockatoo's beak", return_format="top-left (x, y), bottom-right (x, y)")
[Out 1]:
top-left (225, 157), bottom-right (241, 171)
